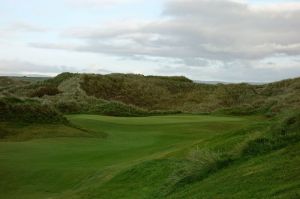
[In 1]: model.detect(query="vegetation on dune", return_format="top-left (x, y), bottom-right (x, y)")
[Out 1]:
top-left (0, 76), bottom-right (30, 88)
top-left (80, 73), bottom-right (300, 115)
top-left (1, 73), bottom-right (300, 117)
top-left (44, 72), bottom-right (79, 87)
top-left (30, 86), bottom-right (61, 97)
top-left (80, 73), bottom-right (215, 111)
top-left (0, 97), bottom-right (67, 123)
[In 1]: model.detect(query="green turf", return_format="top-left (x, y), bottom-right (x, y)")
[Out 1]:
top-left (0, 114), bottom-right (298, 199)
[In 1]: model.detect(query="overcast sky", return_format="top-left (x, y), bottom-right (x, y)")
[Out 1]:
top-left (0, 0), bottom-right (299, 82)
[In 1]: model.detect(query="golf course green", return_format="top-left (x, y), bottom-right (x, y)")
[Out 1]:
top-left (0, 114), bottom-right (299, 199)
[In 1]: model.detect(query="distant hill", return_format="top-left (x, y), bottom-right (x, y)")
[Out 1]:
top-left (194, 80), bottom-right (266, 85)
top-left (1, 73), bottom-right (299, 117)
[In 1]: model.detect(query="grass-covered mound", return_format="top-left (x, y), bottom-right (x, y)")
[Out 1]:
top-left (80, 73), bottom-right (300, 115)
top-left (80, 73), bottom-right (216, 111)
top-left (0, 96), bottom-right (107, 140)
top-left (0, 97), bottom-right (67, 123)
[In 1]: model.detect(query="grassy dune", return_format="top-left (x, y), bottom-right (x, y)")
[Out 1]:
top-left (0, 114), bottom-right (298, 199)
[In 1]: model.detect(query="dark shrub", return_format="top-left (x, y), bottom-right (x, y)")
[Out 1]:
top-left (30, 86), bottom-right (61, 98)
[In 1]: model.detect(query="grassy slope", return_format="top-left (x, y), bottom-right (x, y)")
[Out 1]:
top-left (0, 114), bottom-right (264, 199)
top-left (169, 143), bottom-right (300, 199)
top-left (93, 142), bottom-right (299, 199)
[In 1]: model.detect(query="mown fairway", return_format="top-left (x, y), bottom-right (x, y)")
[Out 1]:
top-left (0, 114), bottom-right (299, 199)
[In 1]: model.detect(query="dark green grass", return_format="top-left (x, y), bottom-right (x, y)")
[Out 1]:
top-left (0, 114), bottom-right (298, 199)
top-left (166, 142), bottom-right (300, 199)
